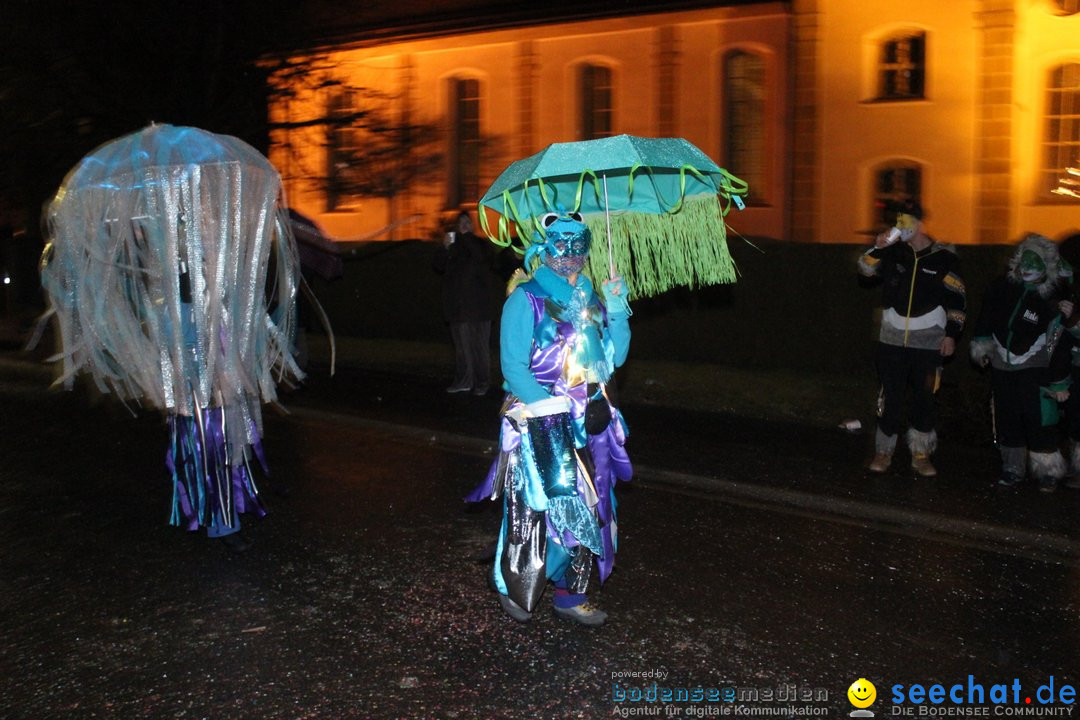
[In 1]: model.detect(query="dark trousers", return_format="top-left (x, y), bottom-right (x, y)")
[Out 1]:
top-left (875, 343), bottom-right (942, 438)
top-left (1066, 366), bottom-right (1080, 442)
top-left (450, 320), bottom-right (491, 389)
top-left (992, 367), bottom-right (1058, 453)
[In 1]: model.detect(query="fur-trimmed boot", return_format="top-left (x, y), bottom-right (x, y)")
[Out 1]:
top-left (998, 446), bottom-right (1026, 486)
top-left (868, 428), bottom-right (897, 473)
top-left (907, 428), bottom-right (938, 477)
top-left (1030, 450), bottom-right (1066, 494)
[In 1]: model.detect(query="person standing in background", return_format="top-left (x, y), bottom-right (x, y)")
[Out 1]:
top-left (857, 200), bottom-right (966, 478)
top-left (970, 233), bottom-right (1073, 492)
top-left (1056, 232), bottom-right (1080, 483)
top-left (433, 210), bottom-right (495, 395)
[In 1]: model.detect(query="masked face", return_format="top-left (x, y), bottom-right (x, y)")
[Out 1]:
top-left (540, 213), bottom-right (591, 277)
top-left (1019, 249), bottom-right (1047, 283)
top-left (896, 213), bottom-right (919, 242)
top-left (545, 253), bottom-right (587, 277)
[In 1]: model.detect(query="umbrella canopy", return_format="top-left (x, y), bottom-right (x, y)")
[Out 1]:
top-left (478, 134), bottom-right (748, 297)
top-left (41, 123), bottom-right (302, 453)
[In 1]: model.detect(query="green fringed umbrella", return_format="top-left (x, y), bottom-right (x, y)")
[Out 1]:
top-left (478, 134), bottom-right (748, 298)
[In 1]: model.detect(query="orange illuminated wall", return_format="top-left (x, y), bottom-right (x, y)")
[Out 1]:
top-left (796, 0), bottom-right (1080, 244)
top-left (270, 0), bottom-right (1080, 245)
top-left (268, 4), bottom-right (790, 243)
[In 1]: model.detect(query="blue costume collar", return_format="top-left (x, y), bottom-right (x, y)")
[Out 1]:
top-left (532, 265), bottom-right (594, 304)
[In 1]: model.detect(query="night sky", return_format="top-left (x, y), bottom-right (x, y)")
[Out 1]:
top-left (0, 0), bottom-right (755, 228)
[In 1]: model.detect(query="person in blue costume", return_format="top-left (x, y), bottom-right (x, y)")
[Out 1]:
top-left (466, 211), bottom-right (633, 626)
top-left (38, 125), bottom-right (303, 556)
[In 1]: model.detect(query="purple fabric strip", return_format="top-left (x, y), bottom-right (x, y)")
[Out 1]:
top-left (232, 464), bottom-right (267, 518)
top-left (607, 414), bottom-right (633, 480)
top-left (465, 460), bottom-right (499, 503)
top-left (530, 343), bottom-right (564, 386)
top-left (205, 408), bottom-right (227, 527)
top-left (250, 428), bottom-right (269, 473)
top-left (168, 417), bottom-right (199, 530)
top-left (597, 525), bottom-right (615, 583)
top-left (500, 416), bottom-right (521, 452)
top-left (465, 417), bottom-right (519, 503)
top-left (165, 407), bottom-right (266, 530)
top-left (588, 429), bottom-right (614, 525)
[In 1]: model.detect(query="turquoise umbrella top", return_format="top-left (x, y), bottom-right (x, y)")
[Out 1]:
top-left (480, 135), bottom-right (733, 217)
top-left (478, 134), bottom-right (748, 297)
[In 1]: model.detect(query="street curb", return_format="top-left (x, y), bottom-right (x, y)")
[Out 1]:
top-left (5, 354), bottom-right (1077, 564)
top-left (637, 467), bottom-right (1080, 565)
top-left (288, 406), bottom-right (1080, 566)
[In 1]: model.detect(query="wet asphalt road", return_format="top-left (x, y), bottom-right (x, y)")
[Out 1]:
top-left (1, 368), bottom-right (1079, 720)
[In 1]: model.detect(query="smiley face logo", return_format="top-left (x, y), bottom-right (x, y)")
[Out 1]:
top-left (848, 678), bottom-right (877, 708)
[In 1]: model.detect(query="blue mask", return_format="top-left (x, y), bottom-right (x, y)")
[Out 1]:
top-left (539, 213), bottom-right (591, 276)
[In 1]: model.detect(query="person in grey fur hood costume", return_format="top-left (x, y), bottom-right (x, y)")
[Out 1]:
top-left (1055, 232), bottom-right (1080, 485)
top-left (970, 233), bottom-right (1074, 492)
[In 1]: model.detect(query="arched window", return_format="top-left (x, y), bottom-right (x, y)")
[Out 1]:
top-left (724, 51), bottom-right (766, 202)
top-left (449, 77), bottom-right (481, 207)
top-left (877, 32), bottom-right (925, 100)
top-left (579, 64), bottom-right (613, 140)
top-left (1043, 63), bottom-right (1080, 199)
top-left (873, 163), bottom-right (922, 226)
top-left (1052, 0), bottom-right (1079, 16)
top-left (326, 87), bottom-right (361, 211)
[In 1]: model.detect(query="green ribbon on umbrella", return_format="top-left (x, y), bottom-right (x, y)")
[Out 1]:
top-left (478, 135), bottom-right (749, 298)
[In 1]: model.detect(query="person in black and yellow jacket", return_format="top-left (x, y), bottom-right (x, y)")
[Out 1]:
top-left (970, 233), bottom-right (1073, 492)
top-left (858, 200), bottom-right (966, 477)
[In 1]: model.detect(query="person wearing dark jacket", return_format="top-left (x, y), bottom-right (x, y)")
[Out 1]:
top-left (1055, 232), bottom-right (1080, 483)
top-left (970, 233), bottom-right (1074, 492)
top-left (433, 210), bottom-right (496, 395)
top-left (858, 200), bottom-right (966, 477)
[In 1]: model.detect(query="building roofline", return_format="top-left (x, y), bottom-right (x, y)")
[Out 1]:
top-left (293, 0), bottom-right (783, 54)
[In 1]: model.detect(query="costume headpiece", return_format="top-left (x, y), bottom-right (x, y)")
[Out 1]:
top-left (1008, 233), bottom-right (1071, 296)
top-left (523, 211), bottom-right (591, 276)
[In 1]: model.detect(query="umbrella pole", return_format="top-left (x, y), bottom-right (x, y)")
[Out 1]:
top-left (603, 173), bottom-right (613, 279)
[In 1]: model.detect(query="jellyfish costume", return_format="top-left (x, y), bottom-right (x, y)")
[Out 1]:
top-left (40, 124), bottom-right (302, 534)
top-left (467, 212), bottom-right (633, 614)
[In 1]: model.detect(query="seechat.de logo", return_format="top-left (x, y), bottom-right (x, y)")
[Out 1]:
top-left (849, 678), bottom-right (878, 718)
